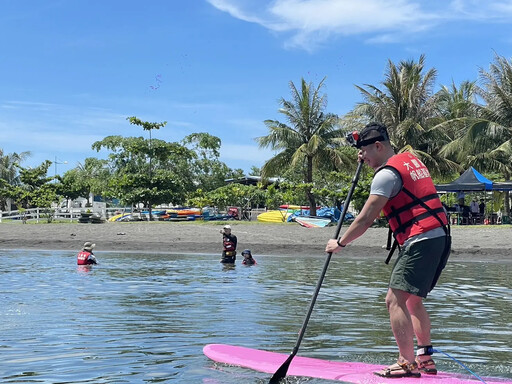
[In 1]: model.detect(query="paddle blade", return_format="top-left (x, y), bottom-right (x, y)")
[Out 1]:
top-left (268, 354), bottom-right (294, 383)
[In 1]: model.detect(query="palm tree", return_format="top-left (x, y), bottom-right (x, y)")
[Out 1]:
top-left (352, 55), bottom-right (438, 144)
top-left (475, 53), bottom-right (512, 214)
top-left (440, 54), bottom-right (512, 215)
top-left (0, 149), bottom-right (31, 185)
top-left (257, 77), bottom-right (345, 216)
top-left (436, 80), bottom-right (478, 121)
top-left (347, 55), bottom-right (457, 176)
top-left (74, 157), bottom-right (112, 203)
top-left (0, 149), bottom-right (31, 211)
top-left (477, 54), bottom-right (512, 129)
top-left (434, 80), bottom-right (482, 180)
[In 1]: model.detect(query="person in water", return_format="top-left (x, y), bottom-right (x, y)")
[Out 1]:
top-left (325, 122), bottom-right (450, 378)
top-left (220, 225), bottom-right (237, 264)
top-left (241, 249), bottom-right (256, 265)
top-left (77, 242), bottom-right (98, 265)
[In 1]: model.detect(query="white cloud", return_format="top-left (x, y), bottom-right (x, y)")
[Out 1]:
top-left (207, 0), bottom-right (512, 49)
top-left (225, 117), bottom-right (267, 134)
top-left (206, 0), bottom-right (269, 25)
top-left (449, 0), bottom-right (512, 19)
top-left (0, 101), bottom-right (128, 155)
top-left (1, 121), bottom-right (105, 154)
top-left (269, 0), bottom-right (428, 32)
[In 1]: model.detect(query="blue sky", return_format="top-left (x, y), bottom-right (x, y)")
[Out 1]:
top-left (1, 0), bottom-right (511, 177)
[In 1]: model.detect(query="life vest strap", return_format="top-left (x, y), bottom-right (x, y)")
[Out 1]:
top-left (392, 207), bottom-right (446, 235)
top-left (384, 187), bottom-right (450, 264)
top-left (401, 188), bottom-right (450, 235)
top-left (385, 193), bottom-right (440, 221)
top-left (385, 239), bottom-right (399, 265)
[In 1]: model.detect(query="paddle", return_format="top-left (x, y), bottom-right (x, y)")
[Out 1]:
top-left (269, 160), bottom-right (364, 384)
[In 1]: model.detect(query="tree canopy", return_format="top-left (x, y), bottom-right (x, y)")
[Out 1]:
top-left (2, 54), bottom-right (512, 217)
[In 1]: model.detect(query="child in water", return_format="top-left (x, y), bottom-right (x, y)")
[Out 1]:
top-left (241, 249), bottom-right (256, 265)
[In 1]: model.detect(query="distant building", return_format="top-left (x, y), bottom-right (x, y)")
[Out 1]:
top-left (225, 175), bottom-right (281, 186)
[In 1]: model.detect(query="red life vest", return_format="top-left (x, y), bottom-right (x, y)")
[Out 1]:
top-left (223, 234), bottom-right (237, 256)
top-left (77, 250), bottom-right (93, 265)
top-left (380, 152), bottom-right (448, 245)
top-left (242, 257), bottom-right (256, 265)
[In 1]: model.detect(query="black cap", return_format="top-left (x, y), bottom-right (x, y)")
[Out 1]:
top-left (356, 122), bottom-right (390, 148)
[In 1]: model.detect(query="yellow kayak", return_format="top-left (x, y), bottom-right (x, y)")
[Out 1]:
top-left (257, 210), bottom-right (292, 223)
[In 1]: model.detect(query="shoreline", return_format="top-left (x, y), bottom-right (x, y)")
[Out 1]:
top-left (1, 221), bottom-right (511, 261)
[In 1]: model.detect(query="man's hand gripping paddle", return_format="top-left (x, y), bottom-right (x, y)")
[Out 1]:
top-left (269, 160), bottom-right (364, 383)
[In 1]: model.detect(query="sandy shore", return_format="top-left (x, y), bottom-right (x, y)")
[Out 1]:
top-left (1, 221), bottom-right (511, 261)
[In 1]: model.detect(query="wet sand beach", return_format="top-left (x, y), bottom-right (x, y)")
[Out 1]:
top-left (1, 221), bottom-right (511, 261)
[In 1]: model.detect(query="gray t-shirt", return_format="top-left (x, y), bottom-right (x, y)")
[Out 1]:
top-left (370, 167), bottom-right (402, 199)
top-left (371, 167), bottom-right (445, 245)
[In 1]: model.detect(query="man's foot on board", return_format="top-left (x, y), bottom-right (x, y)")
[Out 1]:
top-left (374, 359), bottom-right (421, 378)
top-left (416, 357), bottom-right (437, 375)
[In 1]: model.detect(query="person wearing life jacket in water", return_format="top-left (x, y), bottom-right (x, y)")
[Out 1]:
top-left (220, 225), bottom-right (237, 263)
top-left (326, 122), bottom-right (450, 379)
top-left (241, 249), bottom-right (256, 265)
top-left (77, 242), bottom-right (98, 265)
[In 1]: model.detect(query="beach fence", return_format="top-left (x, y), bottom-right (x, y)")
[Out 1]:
top-left (0, 208), bottom-right (80, 223)
top-left (1, 206), bottom-right (265, 223)
top-left (0, 206), bottom-right (122, 223)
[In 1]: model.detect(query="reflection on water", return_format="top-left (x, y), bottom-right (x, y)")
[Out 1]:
top-left (1, 250), bottom-right (511, 383)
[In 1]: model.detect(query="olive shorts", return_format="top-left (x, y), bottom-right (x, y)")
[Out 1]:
top-left (389, 236), bottom-right (448, 298)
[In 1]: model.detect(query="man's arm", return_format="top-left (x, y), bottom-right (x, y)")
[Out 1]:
top-left (326, 194), bottom-right (389, 253)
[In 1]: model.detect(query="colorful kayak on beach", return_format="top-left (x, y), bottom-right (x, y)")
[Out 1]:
top-left (294, 216), bottom-right (332, 228)
top-left (203, 344), bottom-right (512, 384)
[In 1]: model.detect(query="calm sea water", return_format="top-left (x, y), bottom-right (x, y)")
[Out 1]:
top-left (1, 249), bottom-right (511, 383)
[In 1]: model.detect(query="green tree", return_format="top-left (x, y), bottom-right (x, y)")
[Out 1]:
top-left (76, 157), bottom-right (112, 200)
top-left (7, 161), bottom-right (57, 221)
top-left (56, 168), bottom-right (88, 207)
top-left (436, 80), bottom-right (478, 121)
top-left (92, 135), bottom-right (195, 211)
top-left (349, 55), bottom-right (456, 176)
top-left (182, 133), bottom-right (244, 191)
top-left (352, 55), bottom-right (437, 140)
top-left (263, 183), bottom-right (284, 211)
top-left (126, 117), bottom-right (167, 220)
top-left (0, 149), bottom-right (31, 210)
top-left (249, 166), bottom-right (261, 176)
top-left (55, 157), bottom-right (112, 210)
top-left (257, 77), bottom-right (345, 216)
top-left (429, 80), bottom-right (482, 181)
top-left (475, 53), bottom-right (512, 214)
top-left (312, 167), bottom-right (373, 212)
top-left (200, 183), bottom-right (264, 212)
top-left (437, 54), bottom-right (512, 215)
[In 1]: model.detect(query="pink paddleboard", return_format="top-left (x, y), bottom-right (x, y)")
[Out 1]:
top-left (204, 344), bottom-right (512, 384)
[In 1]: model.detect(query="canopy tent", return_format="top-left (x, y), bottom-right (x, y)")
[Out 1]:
top-left (435, 167), bottom-right (493, 192)
top-left (492, 181), bottom-right (512, 191)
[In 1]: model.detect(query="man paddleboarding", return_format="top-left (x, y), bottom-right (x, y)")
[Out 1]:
top-left (326, 122), bottom-right (451, 378)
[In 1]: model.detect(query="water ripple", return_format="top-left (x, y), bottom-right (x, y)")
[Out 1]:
top-left (0, 251), bottom-right (511, 382)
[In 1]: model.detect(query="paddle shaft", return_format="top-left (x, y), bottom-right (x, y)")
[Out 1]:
top-left (269, 161), bottom-right (364, 384)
